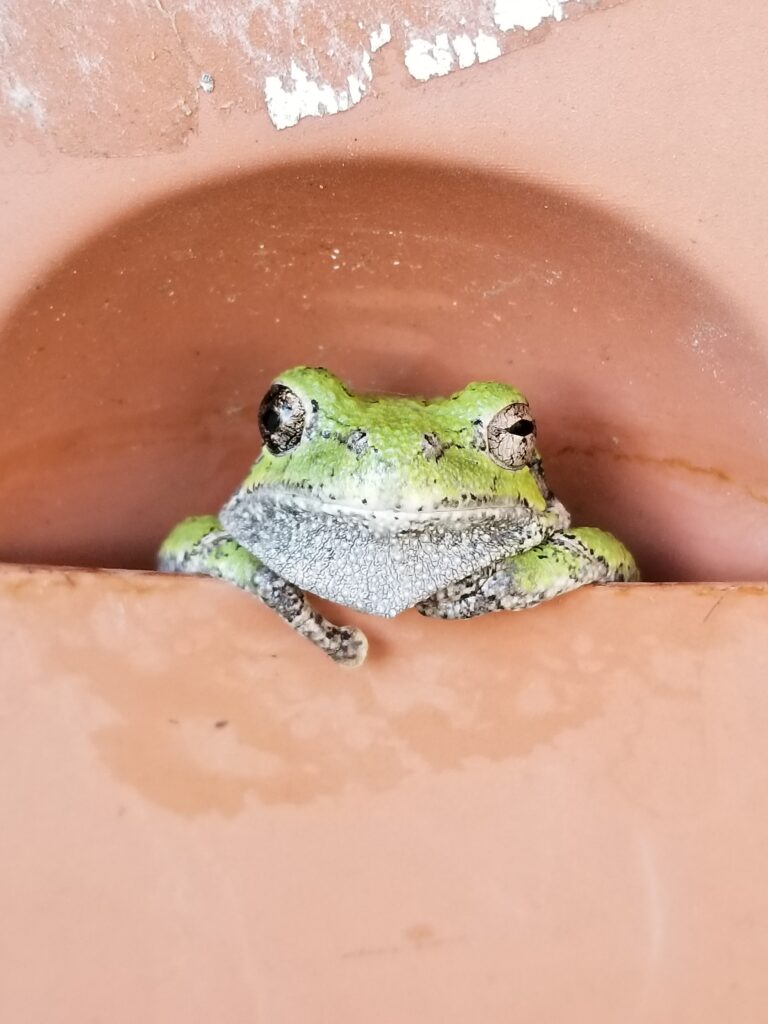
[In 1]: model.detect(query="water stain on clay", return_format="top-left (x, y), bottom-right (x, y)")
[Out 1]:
top-left (52, 586), bottom-right (768, 815)
top-left (85, 615), bottom-right (610, 817)
top-left (2, 566), bottom-right (619, 816)
top-left (5, 566), bottom-right (768, 817)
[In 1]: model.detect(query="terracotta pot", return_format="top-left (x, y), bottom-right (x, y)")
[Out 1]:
top-left (2, 0), bottom-right (768, 1020)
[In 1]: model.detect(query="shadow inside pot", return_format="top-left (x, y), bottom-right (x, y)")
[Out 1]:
top-left (0, 158), bottom-right (766, 580)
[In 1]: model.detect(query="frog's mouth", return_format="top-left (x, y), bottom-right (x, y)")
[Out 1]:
top-left (220, 486), bottom-right (570, 617)
top-left (240, 485), bottom-right (563, 529)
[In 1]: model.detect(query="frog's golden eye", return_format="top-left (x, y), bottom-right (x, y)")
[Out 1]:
top-left (258, 384), bottom-right (305, 455)
top-left (486, 402), bottom-right (537, 469)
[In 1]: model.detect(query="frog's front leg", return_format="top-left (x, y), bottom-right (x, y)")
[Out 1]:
top-left (157, 516), bottom-right (368, 666)
top-left (417, 527), bottom-right (639, 620)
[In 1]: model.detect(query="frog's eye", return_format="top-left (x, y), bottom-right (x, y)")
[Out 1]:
top-left (486, 402), bottom-right (537, 469)
top-left (258, 384), bottom-right (306, 455)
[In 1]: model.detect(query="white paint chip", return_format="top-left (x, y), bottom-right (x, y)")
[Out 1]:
top-left (474, 31), bottom-right (502, 63)
top-left (265, 54), bottom-right (377, 129)
top-left (493, 0), bottom-right (570, 33)
top-left (451, 33), bottom-right (476, 69)
top-left (263, 15), bottom-right (391, 129)
top-left (265, 61), bottom-right (340, 129)
top-left (369, 22), bottom-right (391, 52)
top-left (406, 29), bottom-right (502, 81)
top-left (347, 74), bottom-right (363, 105)
top-left (404, 33), bottom-right (454, 81)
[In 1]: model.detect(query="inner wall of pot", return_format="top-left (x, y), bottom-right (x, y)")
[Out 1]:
top-left (1, 159), bottom-right (766, 581)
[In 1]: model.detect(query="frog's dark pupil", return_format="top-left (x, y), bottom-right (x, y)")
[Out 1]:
top-left (508, 419), bottom-right (534, 437)
top-left (262, 407), bottom-right (281, 433)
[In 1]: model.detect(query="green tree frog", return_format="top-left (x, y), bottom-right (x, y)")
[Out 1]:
top-left (158, 367), bottom-right (638, 665)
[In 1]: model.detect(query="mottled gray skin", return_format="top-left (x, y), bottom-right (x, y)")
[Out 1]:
top-left (158, 367), bottom-right (639, 665)
top-left (219, 489), bottom-right (570, 617)
top-left (417, 529), bottom-right (634, 618)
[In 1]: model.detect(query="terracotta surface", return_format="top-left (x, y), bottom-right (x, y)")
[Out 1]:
top-left (3, 567), bottom-right (768, 1022)
top-left (0, 0), bottom-right (624, 144)
top-left (2, 0), bottom-right (768, 1019)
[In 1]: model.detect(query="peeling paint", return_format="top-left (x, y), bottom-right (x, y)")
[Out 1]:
top-left (0, 0), bottom-right (604, 151)
top-left (370, 22), bottom-right (392, 51)
top-left (493, 0), bottom-right (570, 32)
top-left (264, 52), bottom-right (376, 130)
top-left (405, 34), bottom-right (454, 81)
top-left (405, 28), bottom-right (503, 81)
top-left (473, 31), bottom-right (503, 62)
top-left (405, 0), bottom-right (580, 83)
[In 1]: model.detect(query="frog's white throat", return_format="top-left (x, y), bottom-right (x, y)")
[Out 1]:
top-left (220, 487), bottom-right (570, 617)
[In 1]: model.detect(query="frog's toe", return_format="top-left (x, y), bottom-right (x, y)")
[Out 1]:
top-left (333, 625), bottom-right (368, 668)
top-left (157, 515), bottom-right (223, 571)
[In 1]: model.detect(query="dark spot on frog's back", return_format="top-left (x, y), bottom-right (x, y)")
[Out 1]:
top-left (346, 429), bottom-right (368, 456)
top-left (421, 432), bottom-right (445, 461)
top-left (472, 419), bottom-right (487, 451)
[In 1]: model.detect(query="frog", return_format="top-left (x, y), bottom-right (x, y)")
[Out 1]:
top-left (158, 366), bottom-right (638, 666)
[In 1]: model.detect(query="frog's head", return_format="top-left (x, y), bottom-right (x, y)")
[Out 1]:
top-left (239, 366), bottom-right (553, 518)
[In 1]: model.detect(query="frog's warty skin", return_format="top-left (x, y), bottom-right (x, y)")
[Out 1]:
top-left (417, 528), bottom-right (640, 619)
top-left (250, 563), bottom-right (368, 666)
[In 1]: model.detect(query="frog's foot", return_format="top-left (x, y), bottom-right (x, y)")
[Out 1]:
top-left (158, 516), bottom-right (368, 666)
top-left (416, 527), bottom-right (639, 619)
